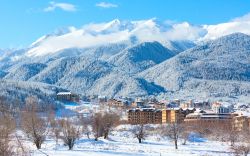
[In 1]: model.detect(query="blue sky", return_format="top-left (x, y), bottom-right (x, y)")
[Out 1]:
top-left (1, 0), bottom-right (250, 48)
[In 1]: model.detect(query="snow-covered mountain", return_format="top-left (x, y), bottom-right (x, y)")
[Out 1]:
top-left (140, 33), bottom-right (250, 100)
top-left (3, 41), bottom-right (174, 97)
top-left (108, 42), bottom-right (175, 74)
top-left (0, 79), bottom-right (65, 109)
top-left (25, 19), bottom-right (197, 58)
top-left (0, 18), bottom-right (250, 102)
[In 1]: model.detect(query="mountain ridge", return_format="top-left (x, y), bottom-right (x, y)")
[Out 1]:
top-left (0, 33), bottom-right (249, 102)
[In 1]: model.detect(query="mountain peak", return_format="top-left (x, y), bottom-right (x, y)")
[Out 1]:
top-left (207, 32), bottom-right (250, 49)
top-left (108, 19), bottom-right (121, 25)
top-left (24, 18), bottom-right (250, 58)
top-left (217, 32), bottom-right (250, 41)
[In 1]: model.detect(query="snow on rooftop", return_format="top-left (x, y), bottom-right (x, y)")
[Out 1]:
top-left (57, 92), bottom-right (71, 95)
top-left (234, 110), bottom-right (250, 117)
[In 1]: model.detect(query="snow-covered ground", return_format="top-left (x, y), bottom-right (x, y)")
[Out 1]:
top-left (22, 125), bottom-right (235, 156)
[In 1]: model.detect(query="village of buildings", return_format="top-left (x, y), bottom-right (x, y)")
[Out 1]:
top-left (57, 91), bottom-right (250, 132)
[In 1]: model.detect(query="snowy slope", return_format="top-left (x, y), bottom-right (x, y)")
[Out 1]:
top-left (0, 80), bottom-right (65, 108)
top-left (108, 42), bottom-right (175, 74)
top-left (141, 33), bottom-right (250, 99)
top-left (26, 125), bottom-right (232, 156)
top-left (4, 63), bottom-right (47, 81)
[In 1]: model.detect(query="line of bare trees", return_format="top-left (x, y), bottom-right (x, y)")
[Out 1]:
top-left (1, 95), bottom-right (250, 155)
top-left (129, 119), bottom-right (250, 155)
top-left (20, 96), bottom-right (121, 150)
top-left (0, 96), bottom-right (29, 155)
top-left (130, 121), bottom-right (189, 149)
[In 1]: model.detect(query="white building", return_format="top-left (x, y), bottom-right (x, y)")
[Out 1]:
top-left (212, 102), bottom-right (233, 114)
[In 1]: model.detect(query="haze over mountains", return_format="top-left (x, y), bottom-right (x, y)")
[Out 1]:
top-left (0, 19), bottom-right (249, 102)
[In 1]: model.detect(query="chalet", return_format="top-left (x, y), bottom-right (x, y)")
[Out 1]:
top-left (98, 96), bottom-right (107, 103)
top-left (131, 100), bottom-right (145, 108)
top-left (192, 100), bottom-right (210, 109)
top-left (57, 92), bottom-right (80, 103)
top-left (107, 99), bottom-right (129, 108)
top-left (147, 101), bottom-right (165, 109)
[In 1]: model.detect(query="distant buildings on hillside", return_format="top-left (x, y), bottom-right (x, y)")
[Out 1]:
top-left (55, 92), bottom-right (250, 132)
top-left (57, 92), bottom-right (80, 103)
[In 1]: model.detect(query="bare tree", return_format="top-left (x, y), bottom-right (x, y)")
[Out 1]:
top-left (227, 129), bottom-right (239, 146)
top-left (231, 128), bottom-right (250, 156)
top-left (102, 113), bottom-right (120, 139)
top-left (79, 116), bottom-right (91, 139)
top-left (0, 96), bottom-right (29, 156)
top-left (58, 118), bottom-right (81, 150)
top-left (162, 122), bottom-right (183, 149)
top-left (92, 113), bottom-right (104, 141)
top-left (132, 124), bottom-right (147, 143)
top-left (14, 134), bottom-right (30, 156)
top-left (0, 96), bottom-right (12, 116)
top-left (231, 144), bottom-right (250, 156)
top-left (82, 124), bottom-right (91, 139)
top-left (0, 114), bottom-right (16, 156)
top-left (49, 115), bottom-right (61, 145)
top-left (21, 96), bottom-right (49, 149)
top-left (179, 122), bottom-right (191, 145)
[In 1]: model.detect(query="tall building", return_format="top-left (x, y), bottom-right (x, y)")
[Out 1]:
top-left (162, 108), bottom-right (186, 123)
top-left (233, 115), bottom-right (250, 131)
top-left (128, 108), bottom-right (162, 124)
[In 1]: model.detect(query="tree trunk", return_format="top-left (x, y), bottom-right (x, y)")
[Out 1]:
top-left (68, 140), bottom-right (74, 150)
top-left (182, 139), bottom-right (186, 145)
top-left (69, 145), bottom-right (73, 150)
top-left (175, 140), bottom-right (178, 149)
top-left (35, 142), bottom-right (41, 149)
top-left (230, 139), bottom-right (234, 146)
top-left (104, 133), bottom-right (108, 139)
top-left (139, 138), bottom-right (142, 143)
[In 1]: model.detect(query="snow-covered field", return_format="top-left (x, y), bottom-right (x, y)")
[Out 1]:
top-left (23, 125), bottom-right (234, 156)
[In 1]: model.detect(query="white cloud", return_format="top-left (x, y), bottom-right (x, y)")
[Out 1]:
top-left (96, 2), bottom-right (118, 8)
top-left (199, 12), bottom-right (250, 41)
top-left (201, 21), bottom-right (250, 41)
top-left (232, 13), bottom-right (250, 22)
top-left (164, 22), bottom-right (206, 41)
top-left (44, 1), bottom-right (76, 12)
top-left (27, 13), bottom-right (250, 57)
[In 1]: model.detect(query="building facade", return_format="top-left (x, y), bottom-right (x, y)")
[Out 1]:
top-left (233, 115), bottom-right (250, 131)
top-left (212, 102), bottom-right (233, 113)
top-left (162, 108), bottom-right (187, 124)
top-left (128, 108), bottom-right (162, 124)
top-left (128, 108), bottom-right (195, 125)
top-left (107, 99), bottom-right (128, 108)
top-left (57, 92), bottom-right (80, 102)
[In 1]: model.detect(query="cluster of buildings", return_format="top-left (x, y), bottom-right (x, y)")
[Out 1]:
top-left (127, 99), bottom-right (250, 132)
top-left (56, 92), bottom-right (250, 132)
